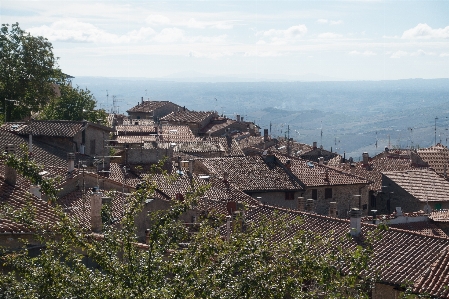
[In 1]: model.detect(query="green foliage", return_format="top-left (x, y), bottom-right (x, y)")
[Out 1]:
top-left (38, 83), bottom-right (107, 124)
top-left (0, 153), bottom-right (376, 298)
top-left (0, 23), bottom-right (62, 123)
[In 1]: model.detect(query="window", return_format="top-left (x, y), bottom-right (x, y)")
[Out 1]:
top-left (435, 203), bottom-right (442, 210)
top-left (285, 192), bottom-right (295, 200)
top-left (311, 189), bottom-right (317, 200)
top-left (325, 188), bottom-right (332, 199)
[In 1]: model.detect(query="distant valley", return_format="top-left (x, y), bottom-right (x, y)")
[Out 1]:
top-left (72, 77), bottom-right (449, 160)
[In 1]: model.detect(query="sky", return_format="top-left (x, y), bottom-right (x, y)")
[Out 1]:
top-left (1, 0), bottom-right (449, 81)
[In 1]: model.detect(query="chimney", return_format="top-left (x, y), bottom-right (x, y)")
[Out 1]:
top-left (4, 144), bottom-right (17, 186)
top-left (285, 159), bottom-right (291, 169)
top-left (350, 163), bottom-right (355, 175)
top-left (298, 197), bottom-right (306, 211)
top-left (80, 144), bottom-right (85, 155)
top-left (90, 190), bottom-right (102, 233)
top-left (141, 96), bottom-right (144, 104)
top-left (264, 129), bottom-right (269, 142)
top-left (349, 208), bottom-right (362, 237)
top-left (318, 157), bottom-right (324, 166)
top-left (223, 171), bottom-right (229, 182)
top-left (329, 201), bottom-right (337, 217)
top-left (236, 114), bottom-right (241, 122)
top-left (145, 228), bottom-right (150, 244)
top-left (362, 152), bottom-right (369, 165)
top-left (29, 185), bottom-right (41, 199)
top-left (313, 142), bottom-right (317, 150)
top-left (67, 153), bottom-right (75, 172)
top-left (395, 207), bottom-right (403, 216)
top-left (306, 199), bottom-right (315, 213)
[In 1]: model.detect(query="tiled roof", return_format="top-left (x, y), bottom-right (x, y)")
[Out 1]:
top-left (383, 169), bottom-right (449, 202)
top-left (116, 125), bottom-right (157, 134)
top-left (430, 209), bottom-right (449, 222)
top-left (333, 153), bottom-right (428, 191)
top-left (413, 247), bottom-right (449, 298)
top-left (175, 141), bottom-right (225, 154)
top-left (0, 177), bottom-right (59, 233)
top-left (389, 222), bottom-right (449, 238)
top-left (58, 189), bottom-right (129, 230)
top-left (240, 205), bottom-right (449, 295)
top-left (198, 156), bottom-right (304, 192)
top-left (200, 118), bottom-right (236, 134)
top-left (115, 125), bottom-right (197, 144)
top-left (278, 155), bottom-right (370, 187)
top-left (417, 144), bottom-right (449, 175)
top-left (161, 111), bottom-right (215, 123)
top-left (126, 101), bottom-right (178, 113)
top-left (13, 120), bottom-right (85, 137)
top-left (0, 130), bottom-right (68, 168)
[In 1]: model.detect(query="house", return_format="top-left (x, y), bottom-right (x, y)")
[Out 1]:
top-left (417, 143), bottom-right (449, 176)
top-left (126, 99), bottom-right (184, 121)
top-left (3, 120), bottom-right (113, 157)
top-left (299, 141), bottom-right (339, 162)
top-left (160, 110), bottom-right (217, 136)
top-left (199, 115), bottom-right (259, 137)
top-left (381, 168), bottom-right (449, 213)
top-left (277, 155), bottom-right (371, 217)
top-left (194, 155), bottom-right (305, 208)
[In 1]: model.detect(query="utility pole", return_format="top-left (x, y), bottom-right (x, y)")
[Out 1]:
top-left (435, 117), bottom-right (439, 146)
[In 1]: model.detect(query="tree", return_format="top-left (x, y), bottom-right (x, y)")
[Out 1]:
top-left (0, 23), bottom-right (62, 123)
top-left (0, 152), bottom-right (376, 298)
top-left (38, 83), bottom-right (108, 124)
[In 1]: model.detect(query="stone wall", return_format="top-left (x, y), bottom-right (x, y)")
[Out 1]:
top-left (127, 147), bottom-right (173, 164)
top-left (302, 184), bottom-right (369, 218)
top-left (247, 191), bottom-right (302, 210)
top-left (372, 283), bottom-right (401, 299)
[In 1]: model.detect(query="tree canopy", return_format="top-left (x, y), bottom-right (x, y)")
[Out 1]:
top-left (0, 151), bottom-right (378, 299)
top-left (38, 83), bottom-right (108, 124)
top-left (0, 22), bottom-right (62, 122)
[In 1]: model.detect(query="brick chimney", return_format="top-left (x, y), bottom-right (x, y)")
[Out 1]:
top-left (318, 157), bottom-right (324, 166)
top-left (91, 190), bottom-right (102, 233)
top-left (313, 142), bottom-right (317, 150)
top-left (362, 152), bottom-right (369, 165)
top-left (298, 197), bottom-right (306, 211)
top-left (349, 208), bottom-right (362, 237)
top-left (264, 129), bottom-right (269, 142)
top-left (306, 199), bottom-right (315, 213)
top-left (67, 153), bottom-right (75, 172)
top-left (329, 201), bottom-right (337, 217)
top-left (4, 144), bottom-right (17, 186)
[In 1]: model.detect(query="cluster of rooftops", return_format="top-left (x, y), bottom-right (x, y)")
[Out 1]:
top-left (2, 99), bottom-right (449, 297)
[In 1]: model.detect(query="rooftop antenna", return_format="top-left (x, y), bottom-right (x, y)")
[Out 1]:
top-left (106, 90), bottom-right (109, 112)
top-left (112, 96), bottom-right (122, 114)
top-left (408, 127), bottom-right (413, 149)
top-left (375, 131), bottom-right (378, 149)
top-left (320, 121), bottom-right (323, 148)
top-left (435, 117), bottom-right (439, 146)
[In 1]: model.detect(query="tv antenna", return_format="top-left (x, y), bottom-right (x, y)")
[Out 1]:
top-left (106, 90), bottom-right (109, 112)
top-left (112, 96), bottom-right (122, 114)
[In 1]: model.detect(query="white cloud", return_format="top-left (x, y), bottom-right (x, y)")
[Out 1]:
top-left (146, 15), bottom-right (171, 26)
top-left (402, 23), bottom-right (449, 39)
top-left (318, 32), bottom-right (342, 39)
top-left (330, 20), bottom-right (343, 25)
top-left (28, 19), bottom-right (155, 43)
top-left (188, 51), bottom-right (233, 59)
top-left (390, 50), bottom-right (408, 58)
top-left (153, 28), bottom-right (184, 43)
top-left (244, 51), bottom-right (282, 57)
top-left (349, 50), bottom-right (377, 56)
top-left (440, 53), bottom-right (449, 57)
top-left (258, 24), bottom-right (307, 44)
top-left (410, 49), bottom-right (436, 57)
top-left (317, 19), bottom-right (328, 24)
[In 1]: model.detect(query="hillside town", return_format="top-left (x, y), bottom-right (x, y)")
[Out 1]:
top-left (2, 96), bottom-right (449, 298)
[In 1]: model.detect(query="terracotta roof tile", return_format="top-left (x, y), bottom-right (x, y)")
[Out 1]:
top-left (198, 156), bottom-right (304, 192)
top-left (161, 111), bottom-right (215, 123)
top-left (417, 144), bottom-right (449, 175)
top-left (383, 169), bottom-right (449, 202)
top-left (126, 101), bottom-right (179, 113)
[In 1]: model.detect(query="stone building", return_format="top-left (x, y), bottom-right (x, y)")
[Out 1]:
top-left (126, 99), bottom-right (184, 121)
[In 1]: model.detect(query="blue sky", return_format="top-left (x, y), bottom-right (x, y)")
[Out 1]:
top-left (1, 0), bottom-right (449, 80)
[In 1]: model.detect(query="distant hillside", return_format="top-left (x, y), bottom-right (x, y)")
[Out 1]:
top-left (72, 77), bottom-right (449, 160)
